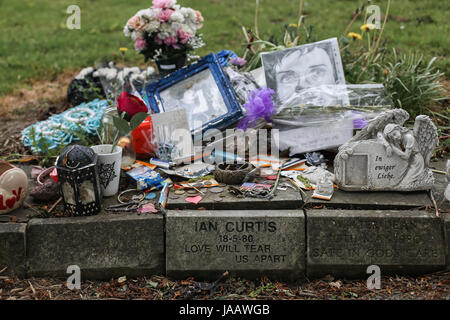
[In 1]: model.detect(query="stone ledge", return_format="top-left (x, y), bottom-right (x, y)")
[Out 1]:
top-left (0, 223), bottom-right (26, 277)
top-left (26, 213), bottom-right (165, 279)
top-left (444, 213), bottom-right (450, 269)
top-left (303, 189), bottom-right (432, 210)
top-left (306, 209), bottom-right (446, 279)
top-left (166, 210), bottom-right (305, 281)
top-left (166, 187), bottom-right (303, 211)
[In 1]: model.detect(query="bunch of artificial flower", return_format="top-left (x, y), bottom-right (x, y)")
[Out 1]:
top-left (123, 0), bottom-right (204, 62)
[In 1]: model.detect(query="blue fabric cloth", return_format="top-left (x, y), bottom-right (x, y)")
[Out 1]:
top-left (21, 99), bottom-right (109, 154)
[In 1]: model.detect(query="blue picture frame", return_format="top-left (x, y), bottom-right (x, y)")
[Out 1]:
top-left (144, 53), bottom-right (242, 137)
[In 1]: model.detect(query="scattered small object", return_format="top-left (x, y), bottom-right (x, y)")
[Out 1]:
top-left (305, 152), bottom-right (327, 167)
top-left (145, 192), bottom-right (156, 200)
top-left (118, 189), bottom-right (145, 204)
top-left (0, 162), bottom-right (29, 215)
top-left (266, 175), bottom-right (278, 180)
top-left (48, 197), bottom-right (62, 214)
top-left (213, 197), bottom-right (223, 202)
top-left (137, 203), bottom-right (158, 213)
top-left (187, 189), bottom-right (199, 194)
top-left (174, 189), bottom-right (186, 195)
top-left (106, 200), bottom-right (142, 213)
top-left (186, 196), bottom-right (202, 205)
top-left (149, 158), bottom-right (173, 169)
top-left (209, 187), bottom-right (224, 194)
top-left (312, 177), bottom-right (335, 201)
top-left (168, 194), bottom-right (180, 200)
top-left (158, 182), bottom-right (170, 213)
top-left (282, 158), bottom-right (306, 170)
top-left (214, 162), bottom-right (254, 185)
top-left (126, 166), bottom-right (165, 191)
top-left (239, 182), bottom-right (272, 191)
top-left (29, 179), bottom-right (59, 202)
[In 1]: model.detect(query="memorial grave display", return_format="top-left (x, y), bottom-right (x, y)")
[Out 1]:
top-left (0, 0), bottom-right (448, 286)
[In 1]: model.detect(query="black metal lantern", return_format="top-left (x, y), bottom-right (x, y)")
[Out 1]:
top-left (56, 145), bottom-right (102, 216)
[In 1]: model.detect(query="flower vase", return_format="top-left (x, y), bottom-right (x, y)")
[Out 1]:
top-left (155, 53), bottom-right (187, 76)
top-left (101, 107), bottom-right (136, 167)
top-left (117, 133), bottom-right (136, 167)
top-left (90, 145), bottom-right (122, 197)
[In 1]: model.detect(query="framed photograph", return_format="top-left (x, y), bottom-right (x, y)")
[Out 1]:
top-left (145, 53), bottom-right (242, 137)
top-left (261, 38), bottom-right (346, 108)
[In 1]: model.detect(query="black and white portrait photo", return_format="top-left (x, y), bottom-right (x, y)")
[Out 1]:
top-left (261, 38), bottom-right (346, 108)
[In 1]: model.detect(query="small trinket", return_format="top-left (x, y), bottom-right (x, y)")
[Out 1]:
top-left (174, 189), bottom-right (186, 195)
top-left (209, 187), bottom-right (224, 193)
top-left (185, 196), bottom-right (202, 204)
top-left (145, 192), bottom-right (156, 200)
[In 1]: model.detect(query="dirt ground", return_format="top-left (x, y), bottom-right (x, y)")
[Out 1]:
top-left (0, 269), bottom-right (449, 300)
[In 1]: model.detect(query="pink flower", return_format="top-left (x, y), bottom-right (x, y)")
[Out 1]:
top-left (195, 10), bottom-right (204, 23)
top-left (230, 57), bottom-right (246, 67)
top-left (127, 15), bottom-right (147, 31)
top-left (164, 36), bottom-right (180, 48)
top-left (177, 29), bottom-right (192, 44)
top-left (134, 38), bottom-right (147, 51)
top-left (164, 36), bottom-right (177, 45)
top-left (152, 0), bottom-right (174, 9)
top-left (156, 37), bottom-right (163, 45)
top-left (157, 8), bottom-right (174, 22)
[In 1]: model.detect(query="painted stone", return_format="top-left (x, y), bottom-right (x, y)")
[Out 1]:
top-left (0, 162), bottom-right (28, 215)
top-left (335, 109), bottom-right (438, 191)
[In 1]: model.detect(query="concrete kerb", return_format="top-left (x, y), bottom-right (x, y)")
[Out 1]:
top-left (0, 207), bottom-right (448, 281)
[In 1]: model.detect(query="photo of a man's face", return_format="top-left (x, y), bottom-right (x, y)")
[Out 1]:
top-left (262, 38), bottom-right (346, 108)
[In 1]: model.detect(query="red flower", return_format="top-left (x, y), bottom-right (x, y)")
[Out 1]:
top-left (117, 92), bottom-right (148, 120)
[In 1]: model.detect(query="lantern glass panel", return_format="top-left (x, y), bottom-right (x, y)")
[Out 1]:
top-left (79, 180), bottom-right (96, 205)
top-left (62, 181), bottom-right (76, 205)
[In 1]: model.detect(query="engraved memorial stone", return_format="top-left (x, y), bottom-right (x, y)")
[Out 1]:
top-left (335, 109), bottom-right (438, 191)
top-left (166, 210), bottom-right (305, 281)
top-left (307, 210), bottom-right (446, 278)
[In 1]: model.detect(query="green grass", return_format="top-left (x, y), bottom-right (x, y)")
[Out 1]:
top-left (0, 0), bottom-right (449, 96)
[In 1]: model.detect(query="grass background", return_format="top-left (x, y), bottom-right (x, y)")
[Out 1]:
top-left (0, 0), bottom-right (449, 96)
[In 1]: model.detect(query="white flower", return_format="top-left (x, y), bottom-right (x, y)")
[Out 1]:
top-left (170, 11), bottom-right (185, 23)
top-left (159, 22), bottom-right (176, 37)
top-left (123, 25), bottom-right (131, 37)
top-left (136, 8), bottom-right (153, 19)
top-left (180, 24), bottom-right (194, 35)
top-left (144, 20), bottom-right (160, 33)
top-left (180, 7), bottom-right (196, 21)
top-left (131, 30), bottom-right (144, 41)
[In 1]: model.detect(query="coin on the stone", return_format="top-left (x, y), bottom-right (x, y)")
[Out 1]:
top-left (203, 181), bottom-right (212, 186)
top-left (209, 187), bottom-right (224, 193)
top-left (218, 183), bottom-right (227, 187)
top-left (187, 189), bottom-right (198, 194)
top-left (174, 189), bottom-right (185, 195)
top-left (169, 194), bottom-right (179, 200)
top-left (213, 197), bottom-right (223, 202)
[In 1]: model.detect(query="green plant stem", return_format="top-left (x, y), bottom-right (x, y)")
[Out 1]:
top-left (254, 0), bottom-right (259, 39)
top-left (110, 130), bottom-right (120, 154)
top-left (372, 0), bottom-right (390, 57)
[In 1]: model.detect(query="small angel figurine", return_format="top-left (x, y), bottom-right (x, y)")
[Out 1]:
top-left (335, 109), bottom-right (438, 191)
top-left (379, 123), bottom-right (424, 186)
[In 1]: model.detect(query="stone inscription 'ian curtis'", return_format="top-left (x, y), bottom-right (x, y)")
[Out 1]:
top-left (334, 109), bottom-right (438, 191)
top-left (166, 210), bottom-right (305, 280)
